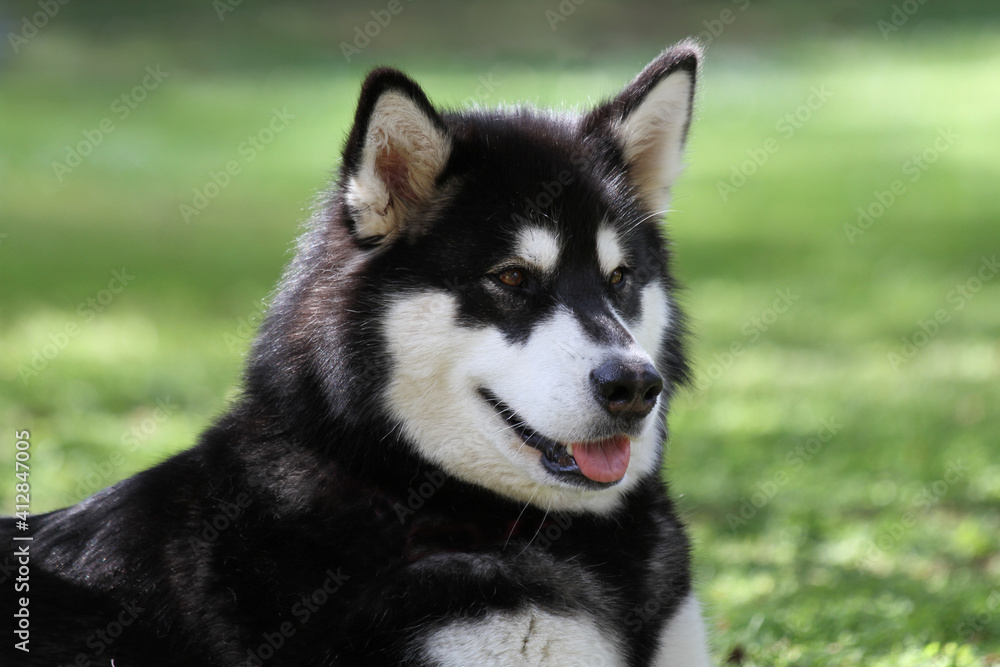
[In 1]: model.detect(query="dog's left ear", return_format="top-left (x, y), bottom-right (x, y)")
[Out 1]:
top-left (583, 41), bottom-right (701, 213)
top-left (340, 68), bottom-right (452, 244)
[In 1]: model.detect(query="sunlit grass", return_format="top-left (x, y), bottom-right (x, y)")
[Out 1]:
top-left (1, 25), bottom-right (998, 665)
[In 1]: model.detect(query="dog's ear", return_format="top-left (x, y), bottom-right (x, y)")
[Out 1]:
top-left (340, 68), bottom-right (451, 244)
top-left (583, 41), bottom-right (700, 213)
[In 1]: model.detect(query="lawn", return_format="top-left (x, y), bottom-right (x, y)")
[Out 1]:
top-left (1, 3), bottom-right (998, 664)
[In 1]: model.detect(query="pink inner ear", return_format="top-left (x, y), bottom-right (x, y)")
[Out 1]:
top-left (375, 144), bottom-right (416, 203)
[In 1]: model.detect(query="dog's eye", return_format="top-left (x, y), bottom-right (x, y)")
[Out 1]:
top-left (497, 268), bottom-right (526, 287)
top-left (609, 267), bottom-right (626, 286)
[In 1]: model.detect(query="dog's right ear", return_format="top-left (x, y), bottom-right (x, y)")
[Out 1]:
top-left (582, 41), bottom-right (700, 215)
top-left (340, 68), bottom-right (452, 244)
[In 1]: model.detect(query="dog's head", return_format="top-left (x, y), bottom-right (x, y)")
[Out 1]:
top-left (259, 43), bottom-right (699, 514)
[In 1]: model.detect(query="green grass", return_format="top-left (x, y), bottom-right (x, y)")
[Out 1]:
top-left (2, 12), bottom-right (999, 666)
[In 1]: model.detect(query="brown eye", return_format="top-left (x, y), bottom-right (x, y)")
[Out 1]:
top-left (609, 268), bottom-right (625, 286)
top-left (498, 268), bottom-right (525, 287)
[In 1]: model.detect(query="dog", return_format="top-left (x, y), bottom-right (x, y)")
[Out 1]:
top-left (2, 40), bottom-right (711, 666)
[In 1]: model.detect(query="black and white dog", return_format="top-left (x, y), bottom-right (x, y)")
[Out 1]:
top-left (2, 41), bottom-right (711, 665)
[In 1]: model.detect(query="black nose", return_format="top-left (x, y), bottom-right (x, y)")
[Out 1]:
top-left (590, 360), bottom-right (663, 420)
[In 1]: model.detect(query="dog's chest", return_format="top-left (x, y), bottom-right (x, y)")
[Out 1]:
top-left (416, 605), bottom-right (626, 666)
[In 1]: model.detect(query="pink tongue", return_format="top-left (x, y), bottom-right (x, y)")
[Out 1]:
top-left (572, 436), bottom-right (631, 483)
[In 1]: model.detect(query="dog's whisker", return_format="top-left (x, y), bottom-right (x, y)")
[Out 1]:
top-left (492, 420), bottom-right (525, 437)
top-left (504, 486), bottom-right (540, 552)
top-left (517, 499), bottom-right (552, 558)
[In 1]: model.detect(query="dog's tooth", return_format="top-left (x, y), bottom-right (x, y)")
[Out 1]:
top-left (566, 443), bottom-right (574, 457)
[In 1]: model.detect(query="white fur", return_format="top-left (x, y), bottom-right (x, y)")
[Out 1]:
top-left (617, 70), bottom-right (693, 212)
top-left (514, 226), bottom-right (561, 274)
top-left (345, 91), bottom-right (451, 241)
top-left (632, 283), bottom-right (672, 358)
top-left (381, 289), bottom-right (668, 515)
top-left (652, 593), bottom-right (713, 666)
top-left (596, 224), bottom-right (625, 276)
top-left (419, 606), bottom-right (625, 667)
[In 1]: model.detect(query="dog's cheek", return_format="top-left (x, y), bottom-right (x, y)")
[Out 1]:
top-left (630, 283), bottom-right (673, 368)
top-left (380, 290), bottom-right (516, 465)
top-left (381, 290), bottom-right (477, 434)
top-left (484, 309), bottom-right (604, 440)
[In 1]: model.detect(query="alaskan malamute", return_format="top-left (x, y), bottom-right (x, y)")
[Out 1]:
top-left (2, 41), bottom-right (711, 665)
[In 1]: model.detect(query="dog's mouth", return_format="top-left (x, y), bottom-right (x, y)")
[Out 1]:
top-left (478, 389), bottom-right (630, 487)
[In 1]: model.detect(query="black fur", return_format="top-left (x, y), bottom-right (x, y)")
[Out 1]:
top-left (3, 43), bottom-right (701, 666)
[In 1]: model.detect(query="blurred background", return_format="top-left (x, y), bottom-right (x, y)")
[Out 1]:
top-left (1, 1), bottom-right (998, 664)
